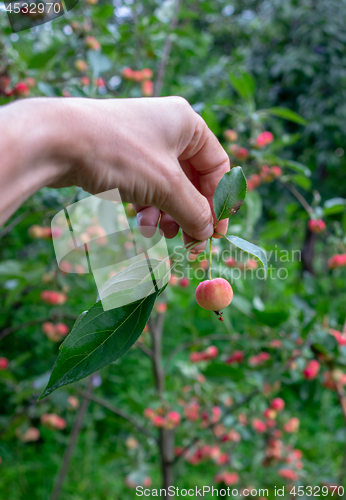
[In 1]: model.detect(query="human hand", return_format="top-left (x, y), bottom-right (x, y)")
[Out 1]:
top-left (1, 97), bottom-right (230, 251)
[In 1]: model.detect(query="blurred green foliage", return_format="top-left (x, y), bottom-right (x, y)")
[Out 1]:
top-left (1, 0), bottom-right (346, 499)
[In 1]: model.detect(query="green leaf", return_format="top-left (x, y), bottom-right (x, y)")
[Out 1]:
top-left (290, 174), bottom-right (312, 191)
top-left (213, 167), bottom-right (247, 223)
top-left (245, 190), bottom-right (262, 233)
top-left (253, 308), bottom-right (289, 327)
top-left (97, 258), bottom-right (168, 310)
top-left (229, 72), bottom-right (255, 99)
top-left (37, 82), bottom-right (61, 97)
top-left (28, 48), bottom-right (57, 69)
top-left (265, 107), bottom-right (308, 126)
top-left (323, 198), bottom-right (346, 215)
top-left (39, 292), bottom-right (159, 399)
top-left (203, 362), bottom-right (245, 381)
top-left (231, 295), bottom-right (253, 317)
top-left (87, 51), bottom-right (111, 77)
top-left (224, 235), bottom-right (268, 278)
top-left (201, 105), bottom-right (220, 136)
top-left (0, 260), bottom-right (23, 277)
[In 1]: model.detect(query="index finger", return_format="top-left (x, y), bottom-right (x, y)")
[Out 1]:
top-left (179, 113), bottom-right (231, 237)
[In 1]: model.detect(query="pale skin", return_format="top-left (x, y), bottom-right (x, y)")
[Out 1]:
top-left (0, 96), bottom-right (230, 251)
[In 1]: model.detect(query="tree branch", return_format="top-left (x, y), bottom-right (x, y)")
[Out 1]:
top-left (135, 341), bottom-right (154, 359)
top-left (283, 182), bottom-right (313, 215)
top-left (50, 377), bottom-right (93, 500)
top-left (149, 313), bottom-right (166, 396)
top-left (76, 389), bottom-right (158, 442)
top-left (154, 0), bottom-right (183, 97)
top-left (0, 315), bottom-right (78, 342)
top-left (0, 210), bottom-right (31, 239)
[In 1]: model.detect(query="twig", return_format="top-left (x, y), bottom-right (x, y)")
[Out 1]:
top-left (149, 313), bottom-right (166, 396)
top-left (0, 315), bottom-right (78, 342)
top-left (154, 0), bottom-right (183, 97)
top-left (0, 319), bottom-right (51, 341)
top-left (149, 311), bottom-right (175, 498)
top-left (135, 341), bottom-right (154, 359)
top-left (49, 377), bottom-right (94, 500)
top-left (283, 182), bottom-right (313, 215)
top-left (174, 388), bottom-right (259, 464)
top-left (0, 210), bottom-right (31, 239)
top-left (76, 389), bottom-right (158, 442)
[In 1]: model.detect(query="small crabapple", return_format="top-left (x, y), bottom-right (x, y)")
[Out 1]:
top-left (270, 397), bottom-right (285, 412)
top-left (59, 261), bottom-right (73, 273)
top-left (263, 408), bottom-right (277, 420)
top-left (122, 67), bottom-right (134, 80)
top-left (226, 350), bottom-right (244, 364)
top-left (225, 257), bottom-right (237, 268)
top-left (245, 259), bottom-right (258, 270)
top-left (271, 166), bottom-right (282, 178)
top-left (55, 323), bottom-right (69, 336)
top-left (180, 277), bottom-right (190, 287)
top-left (41, 413), bottom-right (67, 430)
top-left (22, 427), bottom-right (40, 442)
top-left (229, 144), bottom-right (249, 160)
top-left (224, 129), bottom-right (238, 142)
top-left (283, 417), bottom-right (300, 433)
top-left (189, 352), bottom-right (202, 363)
top-left (125, 437), bottom-right (139, 449)
top-left (141, 68), bottom-right (153, 80)
top-left (0, 357), bottom-right (9, 370)
top-left (328, 253), bottom-right (346, 269)
top-left (84, 36), bottom-right (100, 50)
top-left (67, 396), bottom-right (80, 410)
top-left (195, 278), bottom-right (233, 313)
top-left (256, 131), bottom-right (274, 148)
top-left (247, 173), bottom-right (262, 191)
top-left (308, 219), bottom-right (326, 233)
top-left (278, 468), bottom-right (298, 481)
top-left (14, 82), bottom-right (30, 97)
top-left (42, 322), bottom-right (55, 335)
top-left (74, 59), bottom-right (88, 72)
top-left (204, 345), bottom-right (219, 360)
top-left (252, 419), bottom-right (267, 433)
top-left (165, 411), bottom-right (181, 429)
top-left (303, 359), bottom-right (320, 380)
top-left (25, 77), bottom-right (36, 88)
top-left (141, 80), bottom-right (154, 96)
top-left (143, 408), bottom-right (155, 420)
top-left (169, 273), bottom-right (179, 286)
top-left (152, 415), bottom-right (165, 427)
top-left (28, 225), bottom-right (44, 238)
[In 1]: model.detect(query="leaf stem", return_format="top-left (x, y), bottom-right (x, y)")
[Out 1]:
top-left (208, 237), bottom-right (213, 280)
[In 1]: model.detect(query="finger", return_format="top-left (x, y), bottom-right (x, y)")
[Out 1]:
top-left (159, 212), bottom-right (180, 239)
top-left (158, 160), bottom-right (214, 242)
top-left (179, 114), bottom-right (231, 235)
top-left (182, 231), bottom-right (208, 254)
top-left (134, 205), bottom-right (161, 237)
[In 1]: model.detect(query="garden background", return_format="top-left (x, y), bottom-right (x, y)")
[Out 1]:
top-left (1, 0), bottom-right (346, 498)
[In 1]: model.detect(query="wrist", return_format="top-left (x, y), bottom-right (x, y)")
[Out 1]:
top-left (0, 97), bottom-right (88, 225)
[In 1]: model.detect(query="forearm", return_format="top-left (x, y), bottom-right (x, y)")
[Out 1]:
top-left (0, 98), bottom-right (89, 226)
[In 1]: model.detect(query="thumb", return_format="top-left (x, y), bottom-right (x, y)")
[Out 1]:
top-left (158, 162), bottom-right (214, 242)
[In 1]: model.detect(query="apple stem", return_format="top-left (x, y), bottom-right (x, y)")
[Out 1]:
top-left (208, 237), bottom-right (212, 280)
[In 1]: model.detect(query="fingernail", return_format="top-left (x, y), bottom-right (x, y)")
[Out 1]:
top-left (193, 222), bottom-right (214, 242)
